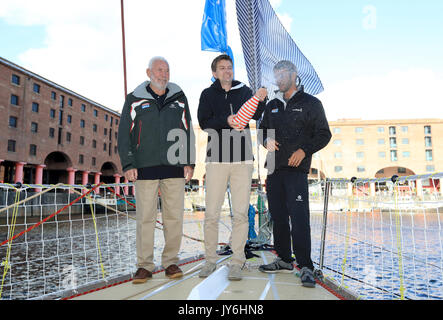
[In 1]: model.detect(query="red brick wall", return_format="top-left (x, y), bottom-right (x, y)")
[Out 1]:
top-left (0, 59), bottom-right (123, 182)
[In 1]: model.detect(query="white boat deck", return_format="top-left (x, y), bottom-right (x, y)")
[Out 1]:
top-left (68, 251), bottom-right (348, 300)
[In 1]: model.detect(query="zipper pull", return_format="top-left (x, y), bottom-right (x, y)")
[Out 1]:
top-left (230, 103), bottom-right (233, 115)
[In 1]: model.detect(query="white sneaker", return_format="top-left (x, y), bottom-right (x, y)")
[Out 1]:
top-left (199, 262), bottom-right (216, 278)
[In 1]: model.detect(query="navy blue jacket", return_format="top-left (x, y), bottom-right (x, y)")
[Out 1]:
top-left (259, 87), bottom-right (331, 174)
top-left (198, 79), bottom-right (265, 162)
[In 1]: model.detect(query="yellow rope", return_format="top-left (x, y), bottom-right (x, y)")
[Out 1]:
top-left (0, 183), bottom-right (64, 216)
top-left (393, 179), bottom-right (405, 300)
top-left (69, 187), bottom-right (135, 221)
top-left (0, 189), bottom-right (21, 299)
top-left (340, 210), bottom-right (351, 289)
top-left (85, 193), bottom-right (107, 279)
top-left (340, 182), bottom-right (353, 289)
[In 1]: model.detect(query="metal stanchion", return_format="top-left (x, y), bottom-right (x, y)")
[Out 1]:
top-left (316, 179), bottom-right (331, 280)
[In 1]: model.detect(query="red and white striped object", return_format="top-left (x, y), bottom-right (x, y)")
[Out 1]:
top-left (232, 95), bottom-right (260, 129)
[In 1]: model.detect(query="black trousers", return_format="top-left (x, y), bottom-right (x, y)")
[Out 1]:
top-left (266, 170), bottom-right (314, 270)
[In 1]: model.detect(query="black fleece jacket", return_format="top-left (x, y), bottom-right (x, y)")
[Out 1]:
top-left (259, 87), bottom-right (331, 174)
top-left (197, 79), bottom-right (265, 163)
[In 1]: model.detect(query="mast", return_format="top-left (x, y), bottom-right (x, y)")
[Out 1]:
top-left (120, 0), bottom-right (128, 97)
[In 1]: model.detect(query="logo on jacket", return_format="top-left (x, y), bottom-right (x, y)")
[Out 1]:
top-left (131, 99), bottom-right (150, 110)
top-left (141, 103), bottom-right (151, 109)
top-left (296, 195), bottom-right (303, 202)
top-left (130, 99), bottom-right (150, 132)
top-left (292, 108), bottom-right (303, 112)
top-left (175, 101), bottom-right (185, 109)
top-left (271, 108), bottom-right (279, 113)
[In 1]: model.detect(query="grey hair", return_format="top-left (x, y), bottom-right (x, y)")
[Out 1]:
top-left (273, 60), bottom-right (298, 74)
top-left (148, 56), bottom-right (169, 69)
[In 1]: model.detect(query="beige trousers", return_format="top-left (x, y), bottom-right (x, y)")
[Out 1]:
top-left (135, 178), bottom-right (185, 271)
top-left (204, 163), bottom-right (254, 266)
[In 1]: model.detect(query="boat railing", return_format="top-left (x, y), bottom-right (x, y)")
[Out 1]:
top-left (0, 172), bottom-right (442, 300)
top-left (311, 173), bottom-right (443, 300)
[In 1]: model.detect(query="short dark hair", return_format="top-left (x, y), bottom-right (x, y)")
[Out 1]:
top-left (211, 54), bottom-right (233, 72)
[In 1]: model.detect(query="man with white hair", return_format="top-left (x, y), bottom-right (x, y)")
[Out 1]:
top-left (118, 56), bottom-right (195, 283)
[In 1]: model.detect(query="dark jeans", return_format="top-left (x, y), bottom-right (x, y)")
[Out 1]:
top-left (266, 170), bottom-right (314, 270)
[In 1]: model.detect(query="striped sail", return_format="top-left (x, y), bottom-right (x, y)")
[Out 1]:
top-left (236, 0), bottom-right (324, 95)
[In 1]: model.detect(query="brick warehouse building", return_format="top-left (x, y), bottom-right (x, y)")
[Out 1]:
top-left (0, 56), bottom-right (124, 187)
top-left (2, 56), bottom-right (442, 194)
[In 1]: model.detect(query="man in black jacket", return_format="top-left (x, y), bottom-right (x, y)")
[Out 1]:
top-left (197, 54), bottom-right (267, 280)
top-left (258, 60), bottom-right (331, 288)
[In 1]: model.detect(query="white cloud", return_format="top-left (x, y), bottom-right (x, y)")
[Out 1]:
top-left (0, 0), bottom-right (291, 117)
top-left (1, 0), bottom-right (243, 121)
top-left (318, 68), bottom-right (443, 121)
top-left (276, 12), bottom-right (292, 33)
top-left (269, 0), bottom-right (283, 8)
top-left (1, 0), bottom-right (441, 124)
top-left (269, 0), bottom-right (292, 32)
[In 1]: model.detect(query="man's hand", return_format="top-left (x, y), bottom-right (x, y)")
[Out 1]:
top-left (124, 168), bottom-right (138, 182)
top-left (265, 138), bottom-right (280, 152)
top-left (227, 115), bottom-right (242, 131)
top-left (288, 149), bottom-right (306, 167)
top-left (184, 166), bottom-right (194, 183)
top-left (255, 87), bottom-right (268, 101)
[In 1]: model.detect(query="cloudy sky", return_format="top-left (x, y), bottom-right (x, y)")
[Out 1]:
top-left (1, 0), bottom-right (442, 122)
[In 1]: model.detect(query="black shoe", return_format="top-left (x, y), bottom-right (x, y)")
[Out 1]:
top-left (258, 258), bottom-right (294, 273)
top-left (300, 267), bottom-right (316, 288)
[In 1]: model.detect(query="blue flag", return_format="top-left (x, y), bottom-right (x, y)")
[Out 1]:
top-left (201, 0), bottom-right (234, 63)
top-left (236, 0), bottom-right (324, 95)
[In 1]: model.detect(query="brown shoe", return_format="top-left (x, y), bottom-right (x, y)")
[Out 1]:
top-left (132, 268), bottom-right (152, 284)
top-left (165, 264), bottom-right (183, 279)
